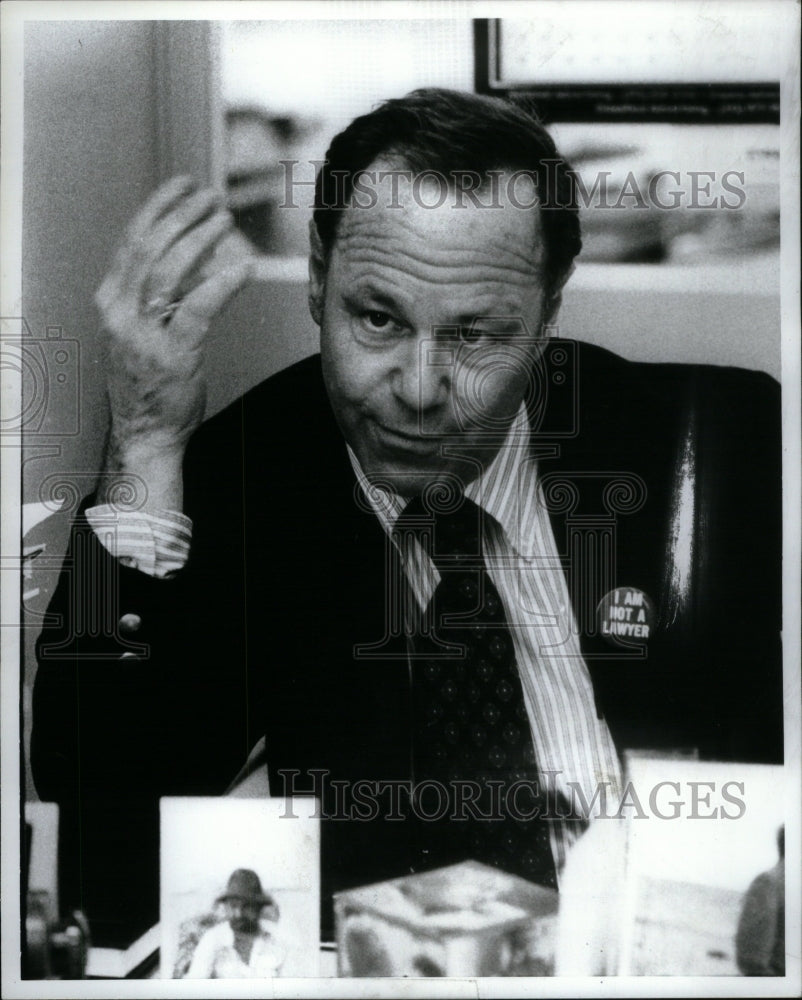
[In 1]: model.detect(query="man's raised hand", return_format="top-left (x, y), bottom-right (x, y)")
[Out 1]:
top-left (95, 176), bottom-right (254, 510)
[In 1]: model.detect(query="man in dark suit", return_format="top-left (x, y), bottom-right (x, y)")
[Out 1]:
top-left (31, 89), bottom-right (782, 946)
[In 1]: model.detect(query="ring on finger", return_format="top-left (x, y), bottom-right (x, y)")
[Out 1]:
top-left (144, 294), bottom-right (182, 323)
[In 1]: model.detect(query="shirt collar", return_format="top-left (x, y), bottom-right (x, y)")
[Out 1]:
top-left (347, 405), bottom-right (539, 558)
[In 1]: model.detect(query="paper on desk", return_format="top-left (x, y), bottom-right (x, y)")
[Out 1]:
top-left (22, 498), bottom-right (65, 537)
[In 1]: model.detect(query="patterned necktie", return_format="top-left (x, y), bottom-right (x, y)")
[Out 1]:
top-left (397, 491), bottom-right (557, 889)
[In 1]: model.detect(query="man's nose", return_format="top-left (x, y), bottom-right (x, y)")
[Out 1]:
top-left (391, 335), bottom-right (450, 413)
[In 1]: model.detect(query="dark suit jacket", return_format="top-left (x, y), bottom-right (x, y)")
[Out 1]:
top-left (31, 341), bottom-right (782, 945)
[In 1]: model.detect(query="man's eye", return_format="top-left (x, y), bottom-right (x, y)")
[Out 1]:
top-left (353, 306), bottom-right (404, 342)
top-left (365, 311), bottom-right (392, 329)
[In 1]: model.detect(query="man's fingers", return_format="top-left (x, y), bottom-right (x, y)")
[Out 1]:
top-left (144, 210), bottom-right (235, 305)
top-left (141, 189), bottom-right (225, 269)
top-left (110, 176), bottom-right (197, 297)
top-left (124, 175), bottom-right (196, 246)
top-left (174, 259), bottom-right (255, 338)
top-left (122, 189), bottom-right (225, 298)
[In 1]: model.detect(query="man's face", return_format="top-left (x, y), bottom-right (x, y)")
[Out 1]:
top-left (225, 898), bottom-right (261, 934)
top-left (311, 162), bottom-right (553, 496)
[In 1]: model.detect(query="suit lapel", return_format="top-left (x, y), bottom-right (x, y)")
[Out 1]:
top-left (526, 340), bottom-right (701, 751)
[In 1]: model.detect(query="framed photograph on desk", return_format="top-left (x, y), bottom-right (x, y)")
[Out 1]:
top-left (160, 797), bottom-right (320, 979)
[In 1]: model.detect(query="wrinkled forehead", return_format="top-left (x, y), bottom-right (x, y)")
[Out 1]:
top-left (331, 156), bottom-right (546, 279)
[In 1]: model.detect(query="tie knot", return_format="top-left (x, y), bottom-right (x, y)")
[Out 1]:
top-left (398, 492), bottom-right (487, 573)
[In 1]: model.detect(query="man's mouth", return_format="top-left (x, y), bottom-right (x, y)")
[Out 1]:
top-left (372, 420), bottom-right (443, 455)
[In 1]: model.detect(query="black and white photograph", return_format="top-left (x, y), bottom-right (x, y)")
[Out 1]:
top-left (554, 754), bottom-right (788, 975)
top-left (160, 797), bottom-right (319, 979)
top-left (1, 1), bottom-right (799, 995)
top-left (618, 758), bottom-right (787, 977)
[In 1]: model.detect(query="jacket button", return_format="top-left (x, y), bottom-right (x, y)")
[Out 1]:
top-left (119, 613), bottom-right (142, 634)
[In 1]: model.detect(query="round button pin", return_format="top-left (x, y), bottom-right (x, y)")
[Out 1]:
top-left (597, 587), bottom-right (655, 646)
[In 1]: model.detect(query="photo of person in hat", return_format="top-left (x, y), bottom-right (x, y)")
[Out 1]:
top-left (184, 868), bottom-right (285, 979)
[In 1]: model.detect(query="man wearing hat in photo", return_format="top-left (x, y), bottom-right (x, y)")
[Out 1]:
top-left (185, 868), bottom-right (284, 979)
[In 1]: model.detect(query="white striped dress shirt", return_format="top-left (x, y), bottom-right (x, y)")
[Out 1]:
top-left (86, 504), bottom-right (192, 578)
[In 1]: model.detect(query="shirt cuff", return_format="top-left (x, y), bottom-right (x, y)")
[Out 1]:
top-left (85, 504), bottom-right (192, 579)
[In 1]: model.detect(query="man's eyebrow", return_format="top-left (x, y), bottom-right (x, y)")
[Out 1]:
top-left (455, 309), bottom-right (523, 326)
top-left (344, 284), bottom-right (401, 310)
top-left (344, 285), bottom-right (525, 324)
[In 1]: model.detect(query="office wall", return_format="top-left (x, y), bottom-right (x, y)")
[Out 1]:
top-left (560, 260), bottom-right (780, 377)
top-left (23, 21), bottom-right (160, 495)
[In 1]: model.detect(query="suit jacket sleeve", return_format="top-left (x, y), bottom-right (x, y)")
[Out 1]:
top-left (30, 396), bottom-right (255, 941)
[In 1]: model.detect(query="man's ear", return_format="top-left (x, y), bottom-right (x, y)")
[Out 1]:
top-left (308, 221), bottom-right (327, 327)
